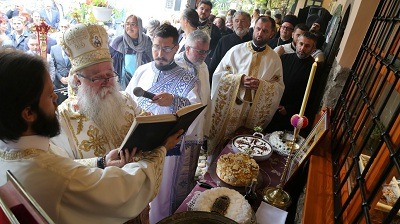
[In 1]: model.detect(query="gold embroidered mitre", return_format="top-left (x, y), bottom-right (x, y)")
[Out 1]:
top-left (60, 23), bottom-right (112, 74)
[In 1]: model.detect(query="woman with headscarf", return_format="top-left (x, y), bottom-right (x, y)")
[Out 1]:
top-left (110, 13), bottom-right (153, 90)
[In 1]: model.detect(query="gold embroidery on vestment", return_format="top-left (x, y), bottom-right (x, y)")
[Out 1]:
top-left (0, 148), bottom-right (47, 160)
top-left (79, 125), bottom-right (108, 157)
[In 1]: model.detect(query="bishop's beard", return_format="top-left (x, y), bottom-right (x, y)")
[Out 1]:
top-left (77, 81), bottom-right (127, 144)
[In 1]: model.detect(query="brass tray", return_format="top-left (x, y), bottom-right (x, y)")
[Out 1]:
top-left (157, 211), bottom-right (238, 224)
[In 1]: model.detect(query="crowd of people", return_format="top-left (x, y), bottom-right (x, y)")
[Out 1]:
top-left (0, 0), bottom-right (329, 223)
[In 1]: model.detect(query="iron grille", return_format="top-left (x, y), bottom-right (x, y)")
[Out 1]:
top-left (331, 0), bottom-right (399, 223)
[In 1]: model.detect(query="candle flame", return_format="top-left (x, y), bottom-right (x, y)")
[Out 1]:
top-left (315, 58), bottom-right (318, 62)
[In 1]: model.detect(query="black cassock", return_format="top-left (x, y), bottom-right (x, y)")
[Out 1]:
top-left (266, 53), bottom-right (320, 136)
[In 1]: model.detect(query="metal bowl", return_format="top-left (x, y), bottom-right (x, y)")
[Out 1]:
top-left (232, 133), bottom-right (273, 161)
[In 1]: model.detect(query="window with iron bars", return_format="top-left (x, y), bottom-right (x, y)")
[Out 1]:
top-left (331, 0), bottom-right (400, 223)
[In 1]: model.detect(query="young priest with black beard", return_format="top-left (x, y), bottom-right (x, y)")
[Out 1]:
top-left (125, 23), bottom-right (201, 223)
top-left (266, 31), bottom-right (322, 136)
top-left (0, 51), bottom-right (183, 224)
top-left (207, 16), bottom-right (285, 162)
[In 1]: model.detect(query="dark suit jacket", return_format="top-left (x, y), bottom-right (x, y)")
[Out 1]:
top-left (50, 45), bottom-right (71, 89)
top-left (7, 31), bottom-right (29, 51)
top-left (40, 9), bottom-right (60, 29)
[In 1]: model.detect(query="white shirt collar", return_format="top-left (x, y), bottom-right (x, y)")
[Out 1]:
top-left (0, 135), bottom-right (50, 152)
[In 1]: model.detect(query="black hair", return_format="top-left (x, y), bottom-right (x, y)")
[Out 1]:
top-left (301, 31), bottom-right (318, 45)
top-left (154, 23), bottom-right (179, 45)
top-left (198, 0), bottom-right (212, 9)
top-left (0, 50), bottom-right (47, 141)
top-left (182, 8), bottom-right (199, 28)
top-left (255, 16), bottom-right (276, 31)
top-left (294, 23), bottom-right (309, 32)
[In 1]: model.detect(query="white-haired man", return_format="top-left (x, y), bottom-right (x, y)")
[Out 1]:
top-left (174, 29), bottom-right (210, 210)
top-left (208, 10), bottom-right (252, 77)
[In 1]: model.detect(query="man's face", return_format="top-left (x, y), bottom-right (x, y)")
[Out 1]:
top-left (296, 36), bottom-right (316, 59)
top-left (292, 28), bottom-right (306, 45)
top-left (252, 19), bottom-right (273, 47)
top-left (125, 16), bottom-right (139, 39)
top-left (45, 1), bottom-right (52, 11)
top-left (33, 73), bottom-right (60, 138)
top-left (12, 19), bottom-right (24, 32)
top-left (280, 22), bottom-right (294, 40)
top-left (179, 15), bottom-right (187, 30)
top-left (152, 36), bottom-right (177, 66)
top-left (32, 12), bottom-right (41, 24)
top-left (310, 23), bottom-right (321, 32)
top-left (233, 14), bottom-right (250, 37)
top-left (186, 40), bottom-right (210, 66)
top-left (76, 63), bottom-right (126, 139)
top-left (16, 5), bottom-right (23, 11)
top-left (59, 23), bottom-right (69, 32)
top-left (196, 3), bottom-right (211, 21)
top-left (75, 61), bottom-right (118, 98)
top-left (28, 38), bottom-right (40, 55)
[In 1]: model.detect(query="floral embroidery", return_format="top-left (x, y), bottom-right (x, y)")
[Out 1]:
top-left (79, 125), bottom-right (108, 156)
top-left (71, 114), bottom-right (87, 135)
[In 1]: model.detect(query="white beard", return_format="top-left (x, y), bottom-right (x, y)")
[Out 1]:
top-left (77, 81), bottom-right (126, 142)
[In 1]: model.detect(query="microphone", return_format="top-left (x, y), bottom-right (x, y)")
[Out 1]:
top-left (133, 87), bottom-right (156, 100)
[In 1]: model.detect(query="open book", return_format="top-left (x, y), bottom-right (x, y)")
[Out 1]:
top-left (119, 103), bottom-right (207, 152)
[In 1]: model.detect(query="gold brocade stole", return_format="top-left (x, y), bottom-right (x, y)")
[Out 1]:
top-left (207, 43), bottom-right (276, 154)
top-left (245, 42), bottom-right (271, 127)
top-left (208, 74), bottom-right (242, 153)
top-left (0, 148), bottom-right (48, 160)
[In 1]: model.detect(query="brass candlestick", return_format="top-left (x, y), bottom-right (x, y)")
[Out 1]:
top-left (263, 127), bottom-right (300, 209)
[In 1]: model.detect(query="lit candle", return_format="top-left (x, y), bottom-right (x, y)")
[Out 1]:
top-left (299, 59), bottom-right (318, 117)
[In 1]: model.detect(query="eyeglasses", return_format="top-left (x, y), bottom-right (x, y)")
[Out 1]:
top-left (125, 22), bottom-right (138, 27)
top-left (152, 45), bottom-right (176, 53)
top-left (77, 71), bottom-right (119, 85)
top-left (281, 26), bottom-right (294, 31)
top-left (188, 46), bottom-right (210, 55)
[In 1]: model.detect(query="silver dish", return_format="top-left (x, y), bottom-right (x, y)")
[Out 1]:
top-left (232, 133), bottom-right (273, 161)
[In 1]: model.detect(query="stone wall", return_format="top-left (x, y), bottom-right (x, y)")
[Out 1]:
top-left (321, 59), bottom-right (351, 109)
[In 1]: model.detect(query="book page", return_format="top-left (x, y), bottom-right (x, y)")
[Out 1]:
top-left (135, 114), bottom-right (176, 123)
top-left (175, 103), bottom-right (204, 117)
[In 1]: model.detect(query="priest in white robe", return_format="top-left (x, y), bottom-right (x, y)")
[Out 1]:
top-left (207, 16), bottom-right (285, 159)
top-left (0, 50), bottom-right (183, 224)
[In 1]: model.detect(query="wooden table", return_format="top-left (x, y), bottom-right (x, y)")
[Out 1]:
top-left (175, 142), bottom-right (287, 213)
